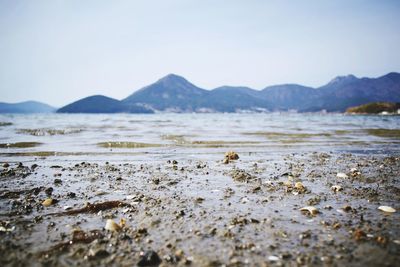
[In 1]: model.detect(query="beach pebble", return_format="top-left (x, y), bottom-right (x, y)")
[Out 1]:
top-left (105, 219), bottom-right (121, 232)
top-left (137, 250), bottom-right (161, 266)
top-left (225, 151), bottom-right (239, 160)
top-left (268, 255), bottom-right (280, 262)
top-left (336, 172), bottom-right (348, 178)
top-left (331, 185), bottom-right (343, 192)
top-left (42, 198), bottom-right (54, 207)
top-left (300, 206), bottom-right (319, 216)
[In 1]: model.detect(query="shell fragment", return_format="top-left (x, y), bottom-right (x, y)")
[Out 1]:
top-left (300, 206), bottom-right (319, 216)
top-left (378, 206), bottom-right (396, 213)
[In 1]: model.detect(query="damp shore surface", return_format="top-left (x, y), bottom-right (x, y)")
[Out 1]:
top-left (0, 113), bottom-right (399, 266)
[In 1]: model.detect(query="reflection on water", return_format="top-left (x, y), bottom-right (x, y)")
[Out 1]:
top-left (0, 113), bottom-right (399, 162)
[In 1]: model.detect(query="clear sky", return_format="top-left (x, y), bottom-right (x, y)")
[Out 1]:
top-left (1, 0), bottom-right (399, 107)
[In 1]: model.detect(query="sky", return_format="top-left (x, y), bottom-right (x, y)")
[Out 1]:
top-left (0, 0), bottom-right (399, 107)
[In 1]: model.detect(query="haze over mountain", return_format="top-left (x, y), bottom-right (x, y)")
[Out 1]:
top-left (56, 72), bottom-right (400, 113)
top-left (0, 101), bottom-right (55, 113)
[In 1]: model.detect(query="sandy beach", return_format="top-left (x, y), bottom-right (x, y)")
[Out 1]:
top-left (1, 149), bottom-right (399, 266)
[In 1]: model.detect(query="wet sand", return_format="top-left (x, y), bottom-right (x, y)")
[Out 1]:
top-left (1, 152), bottom-right (399, 267)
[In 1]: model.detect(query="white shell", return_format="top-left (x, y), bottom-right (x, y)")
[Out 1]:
top-left (300, 206), bottom-right (319, 215)
top-left (336, 172), bottom-right (348, 178)
top-left (105, 219), bottom-right (121, 231)
top-left (268, 256), bottom-right (280, 261)
top-left (378, 206), bottom-right (396, 213)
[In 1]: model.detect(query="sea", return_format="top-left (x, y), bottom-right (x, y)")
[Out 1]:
top-left (0, 113), bottom-right (399, 163)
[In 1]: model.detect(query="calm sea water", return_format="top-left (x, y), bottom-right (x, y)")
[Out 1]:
top-left (0, 113), bottom-right (399, 163)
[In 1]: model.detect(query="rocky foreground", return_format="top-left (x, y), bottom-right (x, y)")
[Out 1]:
top-left (0, 152), bottom-right (399, 267)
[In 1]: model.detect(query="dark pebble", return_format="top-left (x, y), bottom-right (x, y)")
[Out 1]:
top-left (31, 164), bottom-right (38, 171)
top-left (137, 250), bottom-right (161, 267)
top-left (45, 187), bottom-right (53, 196)
top-left (67, 192), bottom-right (76, 198)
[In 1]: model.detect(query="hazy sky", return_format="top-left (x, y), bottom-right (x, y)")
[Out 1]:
top-left (1, 0), bottom-right (400, 106)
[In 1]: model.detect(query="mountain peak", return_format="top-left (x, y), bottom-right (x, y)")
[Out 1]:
top-left (328, 74), bottom-right (358, 85)
top-left (381, 72), bottom-right (400, 81)
top-left (156, 73), bottom-right (189, 85)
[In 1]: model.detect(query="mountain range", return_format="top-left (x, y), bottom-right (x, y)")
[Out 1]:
top-left (0, 101), bottom-right (55, 113)
top-left (2, 72), bottom-right (399, 113)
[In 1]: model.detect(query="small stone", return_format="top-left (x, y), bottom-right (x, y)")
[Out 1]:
top-left (231, 169), bottom-right (253, 182)
top-left (225, 151), bottom-right (239, 160)
top-left (208, 228), bottom-right (217, 235)
top-left (300, 206), bottom-right (319, 216)
top-left (353, 229), bottom-right (366, 241)
top-left (268, 255), bottom-right (280, 262)
top-left (336, 172), bottom-right (348, 179)
top-left (105, 219), bottom-right (121, 232)
top-left (331, 185), bottom-right (342, 192)
top-left (137, 250), bottom-right (162, 266)
top-left (31, 164), bottom-right (38, 171)
top-left (67, 192), bottom-right (76, 198)
top-left (44, 187), bottom-right (54, 196)
top-left (175, 249), bottom-right (184, 258)
top-left (333, 222), bottom-right (341, 229)
top-left (342, 205), bottom-right (352, 212)
top-left (195, 197), bottom-right (205, 203)
top-left (42, 198), bottom-right (54, 207)
top-left (294, 182), bottom-right (305, 190)
top-left (88, 249), bottom-right (109, 259)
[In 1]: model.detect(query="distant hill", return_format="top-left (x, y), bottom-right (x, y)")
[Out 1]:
top-left (259, 84), bottom-right (319, 111)
top-left (53, 72), bottom-right (400, 113)
top-left (123, 74), bottom-right (208, 112)
top-left (307, 73), bottom-right (400, 112)
top-left (0, 101), bottom-right (55, 113)
top-left (346, 102), bottom-right (400, 114)
top-left (57, 95), bottom-right (153, 113)
top-left (205, 86), bottom-right (265, 112)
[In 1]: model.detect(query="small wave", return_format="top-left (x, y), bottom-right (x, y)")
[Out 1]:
top-left (17, 128), bottom-right (83, 136)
